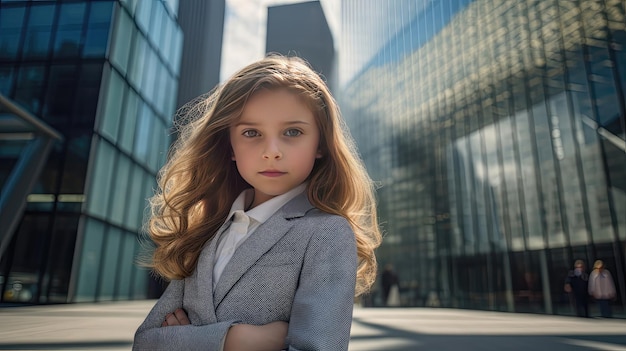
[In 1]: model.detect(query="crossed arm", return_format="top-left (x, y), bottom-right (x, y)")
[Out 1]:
top-left (162, 308), bottom-right (287, 351)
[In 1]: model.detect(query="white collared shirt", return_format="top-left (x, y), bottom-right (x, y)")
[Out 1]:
top-left (212, 183), bottom-right (307, 288)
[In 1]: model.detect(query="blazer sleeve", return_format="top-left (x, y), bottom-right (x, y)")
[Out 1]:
top-left (285, 215), bottom-right (358, 351)
top-left (132, 279), bottom-right (239, 351)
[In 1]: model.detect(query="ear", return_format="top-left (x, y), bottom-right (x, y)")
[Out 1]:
top-left (316, 149), bottom-right (322, 159)
top-left (231, 155), bottom-right (236, 161)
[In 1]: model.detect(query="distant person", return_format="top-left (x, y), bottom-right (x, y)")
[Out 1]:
top-left (381, 263), bottom-right (400, 306)
top-left (588, 259), bottom-right (616, 318)
top-left (132, 55), bottom-right (382, 350)
top-left (564, 259), bottom-right (589, 317)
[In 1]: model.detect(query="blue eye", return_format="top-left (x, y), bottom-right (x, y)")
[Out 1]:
top-left (285, 129), bottom-right (302, 137)
top-left (242, 130), bottom-right (259, 137)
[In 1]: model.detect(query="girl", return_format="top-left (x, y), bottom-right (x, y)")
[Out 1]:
top-left (133, 55), bottom-right (382, 350)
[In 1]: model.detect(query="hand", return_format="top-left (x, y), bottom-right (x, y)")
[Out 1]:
top-left (161, 308), bottom-right (191, 327)
top-left (224, 321), bottom-right (288, 351)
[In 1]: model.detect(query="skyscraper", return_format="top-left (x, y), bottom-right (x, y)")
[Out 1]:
top-left (340, 0), bottom-right (626, 316)
top-left (0, 0), bottom-right (223, 304)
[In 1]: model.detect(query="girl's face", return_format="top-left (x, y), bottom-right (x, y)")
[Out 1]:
top-left (230, 89), bottom-right (321, 208)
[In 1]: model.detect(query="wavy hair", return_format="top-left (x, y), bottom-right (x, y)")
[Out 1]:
top-left (143, 54), bottom-right (382, 296)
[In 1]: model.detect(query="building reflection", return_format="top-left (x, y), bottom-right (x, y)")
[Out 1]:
top-left (341, 0), bottom-right (625, 316)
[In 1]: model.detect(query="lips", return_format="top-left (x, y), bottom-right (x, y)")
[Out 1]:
top-left (259, 170), bottom-right (286, 177)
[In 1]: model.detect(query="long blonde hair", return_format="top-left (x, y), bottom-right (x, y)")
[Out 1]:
top-left (144, 54), bottom-right (382, 295)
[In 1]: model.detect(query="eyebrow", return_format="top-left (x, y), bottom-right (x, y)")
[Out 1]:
top-left (234, 120), bottom-right (312, 127)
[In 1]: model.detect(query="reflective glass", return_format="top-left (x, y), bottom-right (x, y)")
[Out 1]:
top-left (83, 1), bottom-right (113, 58)
top-left (128, 33), bottom-right (146, 89)
top-left (0, 66), bottom-right (15, 95)
top-left (133, 103), bottom-right (153, 164)
top-left (135, 0), bottom-right (152, 33)
top-left (119, 89), bottom-right (139, 154)
top-left (98, 226), bottom-right (121, 300)
top-left (43, 214), bottom-right (80, 303)
top-left (22, 4), bottom-right (55, 59)
top-left (109, 154), bottom-right (131, 226)
top-left (110, 8), bottom-right (133, 74)
top-left (100, 67), bottom-right (125, 142)
top-left (74, 218), bottom-right (105, 302)
top-left (86, 139), bottom-right (115, 218)
top-left (14, 64), bottom-right (46, 114)
top-left (116, 232), bottom-right (137, 299)
top-left (0, 7), bottom-right (25, 60)
top-left (341, 0), bottom-right (626, 313)
top-left (2, 214), bottom-right (50, 303)
top-left (59, 133), bottom-right (91, 195)
top-left (53, 3), bottom-right (86, 58)
top-left (126, 164), bottom-right (145, 230)
top-left (43, 64), bottom-right (78, 125)
top-left (73, 63), bottom-right (104, 128)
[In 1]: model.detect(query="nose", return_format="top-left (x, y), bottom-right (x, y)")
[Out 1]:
top-left (262, 139), bottom-right (282, 159)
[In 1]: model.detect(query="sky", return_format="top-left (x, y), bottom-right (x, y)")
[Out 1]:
top-left (220, 0), bottom-right (340, 82)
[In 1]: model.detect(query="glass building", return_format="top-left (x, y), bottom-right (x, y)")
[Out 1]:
top-left (340, 0), bottom-right (625, 316)
top-left (0, 0), bottom-right (183, 303)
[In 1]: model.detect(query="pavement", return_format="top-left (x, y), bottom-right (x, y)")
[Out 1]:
top-left (0, 301), bottom-right (625, 351)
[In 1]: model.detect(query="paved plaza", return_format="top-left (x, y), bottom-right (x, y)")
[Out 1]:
top-left (0, 301), bottom-right (625, 350)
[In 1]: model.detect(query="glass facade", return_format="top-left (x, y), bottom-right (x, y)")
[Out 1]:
top-left (341, 0), bottom-right (626, 316)
top-left (0, 0), bottom-right (183, 303)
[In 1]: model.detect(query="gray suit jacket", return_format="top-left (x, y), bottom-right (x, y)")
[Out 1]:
top-left (133, 193), bottom-right (358, 350)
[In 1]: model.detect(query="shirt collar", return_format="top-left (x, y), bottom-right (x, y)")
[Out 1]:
top-left (227, 183), bottom-right (307, 224)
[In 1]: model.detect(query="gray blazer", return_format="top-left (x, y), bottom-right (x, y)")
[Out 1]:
top-left (133, 193), bottom-right (358, 351)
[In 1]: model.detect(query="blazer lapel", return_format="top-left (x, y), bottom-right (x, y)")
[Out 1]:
top-left (184, 221), bottom-right (231, 324)
top-left (213, 192), bottom-right (314, 308)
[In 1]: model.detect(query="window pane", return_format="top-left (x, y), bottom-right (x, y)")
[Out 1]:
top-left (43, 64), bottom-right (78, 125)
top-left (0, 66), bottom-right (15, 95)
top-left (135, 0), bottom-right (152, 33)
top-left (75, 218), bottom-right (105, 302)
top-left (110, 8), bottom-right (133, 74)
top-left (133, 103), bottom-right (153, 163)
top-left (128, 33), bottom-right (146, 89)
top-left (110, 154), bottom-right (131, 226)
top-left (54, 3), bottom-right (86, 58)
top-left (83, 1), bottom-right (113, 58)
top-left (22, 4), bottom-right (55, 59)
top-left (100, 67), bottom-right (125, 142)
top-left (73, 63), bottom-right (104, 128)
top-left (44, 214), bottom-right (80, 303)
top-left (59, 132), bottom-right (91, 196)
top-left (0, 7), bottom-right (25, 60)
top-left (86, 139), bottom-right (115, 218)
top-left (116, 232), bottom-right (136, 299)
top-left (98, 226), bottom-right (121, 300)
top-left (14, 64), bottom-right (46, 114)
top-left (119, 89), bottom-right (139, 154)
top-left (125, 164), bottom-right (144, 230)
top-left (3, 214), bottom-right (51, 303)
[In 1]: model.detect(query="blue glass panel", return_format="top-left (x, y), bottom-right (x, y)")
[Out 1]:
top-left (75, 218), bottom-right (105, 302)
top-left (54, 3), bottom-right (86, 58)
top-left (83, 1), bottom-right (113, 58)
top-left (43, 64), bottom-right (78, 124)
top-left (22, 4), bottom-right (55, 59)
top-left (14, 64), bottom-right (46, 114)
top-left (0, 66), bottom-right (15, 95)
top-left (73, 63), bottom-right (104, 128)
top-left (0, 7), bottom-right (26, 60)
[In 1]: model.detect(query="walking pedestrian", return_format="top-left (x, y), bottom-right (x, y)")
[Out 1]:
top-left (588, 259), bottom-right (616, 318)
top-left (564, 259), bottom-right (589, 317)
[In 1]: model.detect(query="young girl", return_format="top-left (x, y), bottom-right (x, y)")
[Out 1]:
top-left (133, 55), bottom-right (382, 351)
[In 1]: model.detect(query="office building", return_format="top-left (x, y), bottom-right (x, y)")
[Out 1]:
top-left (266, 0), bottom-right (336, 89)
top-left (340, 0), bottom-right (625, 316)
top-left (0, 0), bottom-right (224, 304)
